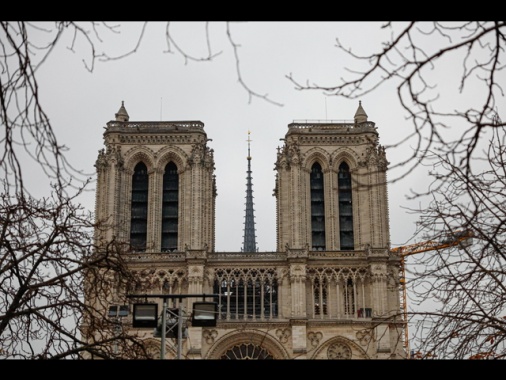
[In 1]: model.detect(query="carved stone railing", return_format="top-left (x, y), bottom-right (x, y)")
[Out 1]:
top-left (208, 252), bottom-right (285, 262)
top-left (106, 120), bottom-right (205, 132)
top-left (124, 250), bottom-right (375, 263)
top-left (125, 252), bottom-right (186, 262)
top-left (309, 250), bottom-right (367, 258)
top-left (287, 121), bottom-right (376, 133)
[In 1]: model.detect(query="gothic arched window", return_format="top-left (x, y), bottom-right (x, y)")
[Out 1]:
top-left (130, 162), bottom-right (148, 252)
top-left (310, 162), bottom-right (325, 251)
top-left (220, 343), bottom-right (274, 359)
top-left (214, 270), bottom-right (278, 321)
top-left (161, 162), bottom-right (178, 252)
top-left (338, 162), bottom-right (354, 250)
top-left (344, 278), bottom-right (355, 316)
top-left (314, 277), bottom-right (328, 316)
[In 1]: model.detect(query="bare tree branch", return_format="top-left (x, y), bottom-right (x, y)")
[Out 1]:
top-left (404, 125), bottom-right (506, 359)
top-left (225, 22), bottom-right (283, 107)
top-left (287, 21), bottom-right (506, 184)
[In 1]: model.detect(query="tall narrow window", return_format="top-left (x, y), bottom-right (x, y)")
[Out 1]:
top-left (344, 278), bottom-right (355, 316)
top-left (314, 278), bottom-right (328, 316)
top-left (161, 162), bottom-right (178, 252)
top-left (338, 162), bottom-right (354, 250)
top-left (214, 270), bottom-right (278, 321)
top-left (213, 268), bottom-right (278, 320)
top-left (130, 162), bottom-right (148, 252)
top-left (310, 162), bottom-right (325, 250)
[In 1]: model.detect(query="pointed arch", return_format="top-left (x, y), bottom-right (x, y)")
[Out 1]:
top-left (303, 147), bottom-right (331, 172)
top-left (205, 329), bottom-right (290, 359)
top-left (213, 268), bottom-right (279, 321)
top-left (123, 147), bottom-right (156, 173)
top-left (311, 335), bottom-right (369, 359)
top-left (330, 148), bottom-right (359, 172)
top-left (156, 146), bottom-right (188, 172)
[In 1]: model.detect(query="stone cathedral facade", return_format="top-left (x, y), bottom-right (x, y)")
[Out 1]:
top-left (90, 101), bottom-right (406, 359)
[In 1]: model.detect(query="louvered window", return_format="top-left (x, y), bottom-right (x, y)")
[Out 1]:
top-left (161, 162), bottom-right (178, 252)
top-left (130, 162), bottom-right (148, 251)
top-left (310, 162), bottom-right (325, 250)
top-left (338, 162), bottom-right (354, 250)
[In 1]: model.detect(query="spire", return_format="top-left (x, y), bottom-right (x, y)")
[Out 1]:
top-left (242, 131), bottom-right (258, 253)
top-left (354, 100), bottom-right (368, 123)
top-left (115, 101), bottom-right (129, 122)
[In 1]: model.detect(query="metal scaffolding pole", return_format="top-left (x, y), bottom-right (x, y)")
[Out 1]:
top-left (160, 298), bottom-right (167, 359)
top-left (177, 306), bottom-right (182, 359)
top-left (128, 293), bottom-right (218, 360)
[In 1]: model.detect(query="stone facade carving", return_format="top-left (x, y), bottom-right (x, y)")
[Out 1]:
top-left (358, 144), bottom-right (389, 170)
top-left (327, 342), bottom-right (352, 359)
top-left (88, 102), bottom-right (406, 360)
top-left (276, 328), bottom-right (291, 344)
top-left (356, 329), bottom-right (373, 345)
top-left (307, 331), bottom-right (323, 347)
top-left (203, 329), bottom-right (218, 344)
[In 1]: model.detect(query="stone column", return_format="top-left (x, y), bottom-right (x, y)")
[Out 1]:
top-left (185, 249), bottom-right (207, 359)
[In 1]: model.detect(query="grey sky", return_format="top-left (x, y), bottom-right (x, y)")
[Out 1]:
top-left (27, 21), bottom-right (492, 252)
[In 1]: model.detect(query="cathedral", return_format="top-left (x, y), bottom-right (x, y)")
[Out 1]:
top-left (88, 101), bottom-right (406, 359)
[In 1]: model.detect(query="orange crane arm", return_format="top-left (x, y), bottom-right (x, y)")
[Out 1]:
top-left (391, 229), bottom-right (474, 257)
top-left (391, 229), bottom-right (474, 358)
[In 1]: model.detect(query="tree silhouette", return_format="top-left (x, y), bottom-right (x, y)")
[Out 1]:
top-left (402, 124), bottom-right (506, 359)
top-left (288, 21), bottom-right (506, 183)
top-left (0, 22), bottom-right (151, 359)
top-left (2, 21), bottom-right (505, 359)
top-left (288, 21), bottom-right (506, 359)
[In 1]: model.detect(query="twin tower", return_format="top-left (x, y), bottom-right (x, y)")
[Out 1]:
top-left (90, 101), bottom-right (405, 359)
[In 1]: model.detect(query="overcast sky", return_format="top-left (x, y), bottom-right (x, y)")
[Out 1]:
top-left (26, 21), bottom-right (481, 252)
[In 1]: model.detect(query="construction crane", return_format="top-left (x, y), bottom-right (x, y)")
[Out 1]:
top-left (390, 229), bottom-right (474, 359)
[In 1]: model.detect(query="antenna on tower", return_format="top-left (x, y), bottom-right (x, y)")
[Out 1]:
top-left (242, 130), bottom-right (258, 253)
top-left (160, 97), bottom-right (162, 121)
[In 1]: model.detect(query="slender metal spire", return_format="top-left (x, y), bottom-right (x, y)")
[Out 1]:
top-left (242, 131), bottom-right (258, 252)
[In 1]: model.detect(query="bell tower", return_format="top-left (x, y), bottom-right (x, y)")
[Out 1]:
top-left (274, 101), bottom-right (390, 252)
top-left (89, 101), bottom-right (404, 360)
top-left (94, 102), bottom-right (216, 254)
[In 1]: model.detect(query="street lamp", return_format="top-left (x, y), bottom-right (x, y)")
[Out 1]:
top-left (192, 301), bottom-right (217, 327)
top-left (128, 294), bottom-right (218, 359)
top-left (132, 303), bottom-right (158, 328)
